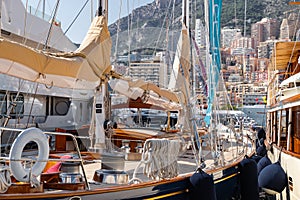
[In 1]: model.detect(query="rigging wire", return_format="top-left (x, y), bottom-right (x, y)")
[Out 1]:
top-left (127, 0), bottom-right (131, 75)
top-left (152, 0), bottom-right (174, 58)
top-left (63, 0), bottom-right (90, 36)
top-left (170, 0), bottom-right (176, 63)
top-left (91, 0), bottom-right (94, 22)
top-left (113, 0), bottom-right (123, 64)
top-left (137, 0), bottom-right (140, 42)
top-left (285, 8), bottom-right (300, 77)
top-left (23, 0), bottom-right (28, 42)
top-left (26, 82), bottom-right (40, 128)
top-left (167, 20), bottom-right (202, 167)
top-left (22, 0), bottom-right (43, 47)
top-left (51, 0), bottom-right (90, 48)
top-left (3, 78), bottom-right (27, 153)
top-left (130, 0), bottom-right (134, 44)
top-left (43, 0), bottom-right (60, 50)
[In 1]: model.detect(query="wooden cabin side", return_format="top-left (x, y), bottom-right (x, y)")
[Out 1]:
top-left (267, 41), bottom-right (300, 156)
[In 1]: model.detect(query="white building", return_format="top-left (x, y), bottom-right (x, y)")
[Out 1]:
top-left (195, 19), bottom-right (206, 49)
top-left (221, 27), bottom-right (241, 48)
top-left (129, 53), bottom-right (168, 88)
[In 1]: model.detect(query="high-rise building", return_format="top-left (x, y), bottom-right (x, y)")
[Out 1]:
top-left (221, 27), bottom-right (241, 48)
top-left (280, 18), bottom-right (290, 40)
top-left (257, 40), bottom-right (275, 59)
top-left (195, 19), bottom-right (206, 48)
top-left (129, 53), bottom-right (168, 88)
top-left (251, 18), bottom-right (279, 47)
top-left (279, 13), bottom-right (300, 40)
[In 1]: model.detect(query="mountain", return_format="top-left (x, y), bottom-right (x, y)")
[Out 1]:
top-left (108, 0), bottom-right (292, 56)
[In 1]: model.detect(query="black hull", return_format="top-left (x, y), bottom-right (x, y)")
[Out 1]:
top-left (1, 163), bottom-right (243, 200)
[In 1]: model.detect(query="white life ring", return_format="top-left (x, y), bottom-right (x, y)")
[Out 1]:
top-left (9, 127), bottom-right (49, 182)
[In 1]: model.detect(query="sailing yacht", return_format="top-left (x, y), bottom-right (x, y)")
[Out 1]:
top-left (0, 0), bottom-right (257, 199)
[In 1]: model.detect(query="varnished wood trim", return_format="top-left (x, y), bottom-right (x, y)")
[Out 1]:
top-left (289, 2), bottom-right (300, 5)
top-left (273, 145), bottom-right (300, 159)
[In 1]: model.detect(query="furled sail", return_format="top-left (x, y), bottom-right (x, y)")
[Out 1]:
top-left (204, 0), bottom-right (222, 126)
top-left (168, 24), bottom-right (191, 104)
top-left (0, 16), bottom-right (111, 89)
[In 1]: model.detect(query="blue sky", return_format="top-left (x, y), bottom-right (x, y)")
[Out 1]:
top-left (22, 0), bottom-right (153, 43)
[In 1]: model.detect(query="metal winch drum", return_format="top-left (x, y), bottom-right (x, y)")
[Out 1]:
top-left (61, 161), bottom-right (81, 173)
top-left (59, 173), bottom-right (83, 183)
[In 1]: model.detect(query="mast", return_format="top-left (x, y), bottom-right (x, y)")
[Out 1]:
top-left (203, 0), bottom-right (223, 164)
top-left (42, 0), bottom-right (45, 20)
top-left (244, 0), bottom-right (247, 37)
top-left (91, 0), bottom-right (110, 151)
top-left (181, 0), bottom-right (204, 167)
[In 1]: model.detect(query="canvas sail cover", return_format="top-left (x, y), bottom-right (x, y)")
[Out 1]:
top-left (0, 16), bottom-right (111, 89)
top-left (109, 78), bottom-right (182, 111)
top-left (168, 24), bottom-right (190, 104)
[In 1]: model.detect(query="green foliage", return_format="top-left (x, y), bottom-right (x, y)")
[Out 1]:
top-left (109, 0), bottom-right (294, 55)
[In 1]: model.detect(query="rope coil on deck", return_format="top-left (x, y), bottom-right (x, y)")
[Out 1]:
top-left (0, 166), bottom-right (11, 193)
top-left (129, 138), bottom-right (181, 183)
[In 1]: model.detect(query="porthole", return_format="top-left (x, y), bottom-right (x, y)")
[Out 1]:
top-left (55, 101), bottom-right (69, 115)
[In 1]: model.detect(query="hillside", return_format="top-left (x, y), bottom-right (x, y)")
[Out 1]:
top-left (109, 0), bottom-right (293, 56)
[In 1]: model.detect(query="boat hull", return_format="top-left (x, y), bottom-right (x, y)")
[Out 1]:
top-left (0, 163), bottom-right (242, 200)
top-left (268, 146), bottom-right (300, 200)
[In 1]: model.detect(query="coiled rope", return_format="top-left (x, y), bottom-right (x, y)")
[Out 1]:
top-left (129, 138), bottom-right (181, 183)
top-left (0, 166), bottom-right (11, 193)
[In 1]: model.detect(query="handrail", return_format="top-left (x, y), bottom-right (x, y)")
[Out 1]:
top-left (267, 71), bottom-right (295, 105)
top-left (43, 130), bottom-right (90, 190)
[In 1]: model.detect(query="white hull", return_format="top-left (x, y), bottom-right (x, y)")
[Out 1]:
top-left (268, 147), bottom-right (300, 199)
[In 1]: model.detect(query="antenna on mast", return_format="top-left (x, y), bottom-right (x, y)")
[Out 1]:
top-left (96, 0), bottom-right (108, 26)
top-left (97, 0), bottom-right (108, 19)
top-left (97, 0), bottom-right (102, 16)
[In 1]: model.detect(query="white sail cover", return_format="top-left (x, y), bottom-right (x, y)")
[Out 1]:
top-left (109, 78), bottom-right (182, 111)
top-left (0, 16), bottom-right (111, 89)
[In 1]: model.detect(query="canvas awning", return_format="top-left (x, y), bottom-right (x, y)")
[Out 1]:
top-left (270, 41), bottom-right (300, 71)
top-left (0, 16), bottom-right (111, 89)
top-left (111, 97), bottom-right (166, 110)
